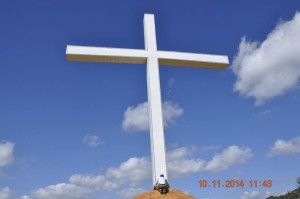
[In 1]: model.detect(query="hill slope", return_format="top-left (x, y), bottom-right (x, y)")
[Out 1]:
top-left (132, 189), bottom-right (196, 199)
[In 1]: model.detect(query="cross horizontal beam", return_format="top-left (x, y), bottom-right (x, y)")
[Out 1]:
top-left (66, 13), bottom-right (229, 186)
top-left (66, 45), bottom-right (229, 69)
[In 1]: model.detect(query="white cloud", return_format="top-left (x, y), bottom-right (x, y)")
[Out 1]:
top-left (20, 196), bottom-right (31, 199)
top-left (71, 146), bottom-right (210, 189)
top-left (117, 188), bottom-right (144, 199)
top-left (240, 191), bottom-right (272, 199)
top-left (167, 145), bottom-right (253, 178)
top-left (232, 12), bottom-right (300, 105)
top-left (69, 174), bottom-right (116, 191)
top-left (69, 157), bottom-right (151, 192)
top-left (168, 158), bottom-right (206, 179)
top-left (122, 102), bottom-right (149, 132)
top-left (28, 157), bottom-right (151, 199)
top-left (14, 145), bottom-right (252, 199)
top-left (0, 187), bottom-right (15, 199)
top-left (167, 146), bottom-right (196, 160)
top-left (0, 141), bottom-right (14, 168)
top-left (268, 136), bottom-right (300, 156)
top-left (167, 146), bottom-right (205, 178)
top-left (163, 101), bottom-right (184, 127)
top-left (205, 145), bottom-right (253, 172)
top-left (122, 101), bottom-right (183, 133)
top-left (82, 135), bottom-right (104, 147)
top-left (106, 157), bottom-right (151, 186)
top-left (30, 183), bottom-right (95, 199)
top-left (0, 187), bottom-right (30, 199)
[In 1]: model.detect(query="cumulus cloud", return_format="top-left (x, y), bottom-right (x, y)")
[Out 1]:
top-left (70, 157), bottom-right (151, 192)
top-left (14, 145), bottom-right (252, 199)
top-left (94, 145), bottom-right (252, 182)
top-left (163, 101), bottom-right (184, 126)
top-left (167, 146), bottom-right (205, 178)
top-left (0, 141), bottom-right (14, 168)
top-left (122, 102), bottom-right (149, 132)
top-left (20, 196), bottom-right (31, 199)
top-left (28, 157), bottom-right (150, 199)
top-left (30, 183), bottom-right (94, 199)
top-left (205, 145), bottom-right (253, 172)
top-left (167, 145), bottom-right (253, 178)
top-left (82, 135), bottom-right (104, 147)
top-left (69, 174), bottom-right (116, 191)
top-left (0, 187), bottom-right (15, 199)
top-left (168, 157), bottom-right (206, 179)
top-left (117, 188), bottom-right (144, 199)
top-left (232, 12), bottom-right (300, 105)
top-left (0, 187), bottom-right (30, 199)
top-left (268, 136), bottom-right (300, 156)
top-left (122, 101), bottom-right (183, 133)
top-left (106, 157), bottom-right (151, 186)
top-left (240, 191), bottom-right (272, 199)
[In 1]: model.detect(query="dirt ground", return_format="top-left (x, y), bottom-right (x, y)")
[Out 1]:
top-left (132, 189), bottom-right (196, 199)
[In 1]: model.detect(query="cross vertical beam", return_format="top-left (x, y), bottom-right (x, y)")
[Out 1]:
top-left (66, 13), bottom-right (229, 186)
top-left (144, 15), bottom-right (168, 185)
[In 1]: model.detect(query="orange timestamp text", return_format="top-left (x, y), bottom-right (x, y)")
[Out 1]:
top-left (198, 180), bottom-right (272, 188)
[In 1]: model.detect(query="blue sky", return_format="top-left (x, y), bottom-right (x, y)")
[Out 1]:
top-left (1, 1), bottom-right (300, 199)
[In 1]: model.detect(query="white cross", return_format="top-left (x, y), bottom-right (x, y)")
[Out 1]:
top-left (66, 14), bottom-right (229, 185)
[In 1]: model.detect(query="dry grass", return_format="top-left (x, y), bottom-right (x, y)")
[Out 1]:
top-left (132, 189), bottom-right (196, 199)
